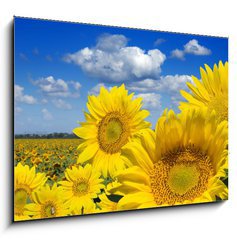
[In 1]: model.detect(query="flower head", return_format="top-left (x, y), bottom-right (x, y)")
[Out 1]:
top-left (24, 184), bottom-right (70, 219)
top-left (180, 61), bottom-right (228, 123)
top-left (110, 108), bottom-right (228, 209)
top-left (73, 84), bottom-right (151, 177)
top-left (98, 193), bottom-right (121, 212)
top-left (14, 163), bottom-right (47, 221)
top-left (59, 164), bottom-right (104, 212)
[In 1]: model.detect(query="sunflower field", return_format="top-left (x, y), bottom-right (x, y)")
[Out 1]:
top-left (14, 62), bottom-right (228, 221)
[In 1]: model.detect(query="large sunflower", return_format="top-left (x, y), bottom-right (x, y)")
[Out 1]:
top-left (59, 164), bottom-right (104, 213)
top-left (73, 84), bottom-right (151, 177)
top-left (24, 184), bottom-right (70, 220)
top-left (14, 163), bottom-right (47, 221)
top-left (109, 108), bottom-right (228, 209)
top-left (179, 61), bottom-right (228, 123)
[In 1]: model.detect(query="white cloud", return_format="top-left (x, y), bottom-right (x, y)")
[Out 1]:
top-left (157, 75), bottom-right (193, 93)
top-left (127, 79), bottom-right (159, 92)
top-left (170, 96), bottom-right (183, 106)
top-left (96, 34), bottom-right (128, 51)
top-left (41, 108), bottom-right (53, 120)
top-left (184, 39), bottom-right (211, 55)
top-left (134, 93), bottom-right (161, 109)
top-left (64, 34), bottom-right (166, 82)
top-left (127, 75), bottom-right (192, 94)
top-left (32, 76), bottom-right (81, 98)
top-left (15, 85), bottom-right (37, 104)
top-left (69, 81), bottom-right (82, 90)
top-left (52, 99), bottom-right (72, 110)
top-left (171, 49), bottom-right (185, 60)
top-left (171, 39), bottom-right (211, 60)
top-left (33, 76), bottom-right (68, 97)
top-left (154, 38), bottom-right (165, 46)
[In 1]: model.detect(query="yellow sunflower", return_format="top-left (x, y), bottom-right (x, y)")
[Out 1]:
top-left (98, 193), bottom-right (121, 213)
top-left (180, 61), bottom-right (228, 123)
top-left (14, 163), bottom-right (47, 221)
top-left (24, 184), bottom-right (70, 219)
top-left (59, 164), bottom-right (104, 212)
top-left (110, 108), bottom-right (228, 209)
top-left (73, 84), bottom-right (151, 177)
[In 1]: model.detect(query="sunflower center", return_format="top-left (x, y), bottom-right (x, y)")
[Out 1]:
top-left (208, 96), bottom-right (228, 122)
top-left (168, 165), bottom-right (200, 195)
top-left (73, 179), bottom-right (89, 196)
top-left (98, 112), bottom-right (130, 154)
top-left (105, 119), bottom-right (123, 143)
top-left (14, 187), bottom-right (30, 215)
top-left (42, 202), bottom-right (56, 218)
top-left (150, 147), bottom-right (214, 205)
top-left (15, 188), bottom-right (28, 207)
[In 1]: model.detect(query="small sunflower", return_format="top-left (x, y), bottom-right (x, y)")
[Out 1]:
top-left (24, 184), bottom-right (70, 219)
top-left (98, 193), bottom-right (121, 213)
top-left (59, 164), bottom-right (104, 212)
top-left (110, 108), bottom-right (228, 209)
top-left (73, 84), bottom-right (151, 177)
top-left (180, 61), bottom-right (228, 123)
top-left (14, 163), bottom-right (47, 221)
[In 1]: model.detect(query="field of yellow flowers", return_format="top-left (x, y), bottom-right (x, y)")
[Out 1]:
top-left (14, 139), bottom-right (80, 183)
top-left (14, 62), bottom-right (228, 221)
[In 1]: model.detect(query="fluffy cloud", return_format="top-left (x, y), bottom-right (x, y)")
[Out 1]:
top-left (69, 81), bottom-right (81, 90)
top-left (33, 76), bottom-right (69, 97)
top-left (15, 85), bottom-right (37, 104)
top-left (157, 75), bottom-right (193, 92)
top-left (52, 99), bottom-right (72, 110)
top-left (171, 49), bottom-right (185, 60)
top-left (134, 93), bottom-right (161, 109)
top-left (170, 95), bottom-right (183, 106)
top-left (64, 34), bottom-right (166, 82)
top-left (41, 108), bottom-right (53, 120)
top-left (184, 39), bottom-right (211, 55)
top-left (171, 39), bottom-right (211, 60)
top-left (127, 75), bottom-right (192, 94)
top-left (32, 76), bottom-right (81, 98)
top-left (96, 34), bottom-right (128, 51)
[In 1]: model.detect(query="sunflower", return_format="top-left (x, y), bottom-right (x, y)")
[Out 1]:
top-left (73, 84), bottom-right (151, 177)
top-left (98, 193), bottom-right (121, 213)
top-left (14, 163), bottom-right (47, 221)
top-left (24, 184), bottom-right (70, 219)
top-left (109, 108), bottom-right (228, 209)
top-left (180, 61), bottom-right (228, 123)
top-left (59, 164), bottom-right (104, 212)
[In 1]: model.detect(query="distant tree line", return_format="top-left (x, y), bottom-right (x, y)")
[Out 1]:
top-left (15, 133), bottom-right (78, 139)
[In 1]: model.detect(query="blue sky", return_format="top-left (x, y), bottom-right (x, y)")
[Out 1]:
top-left (14, 17), bottom-right (228, 134)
